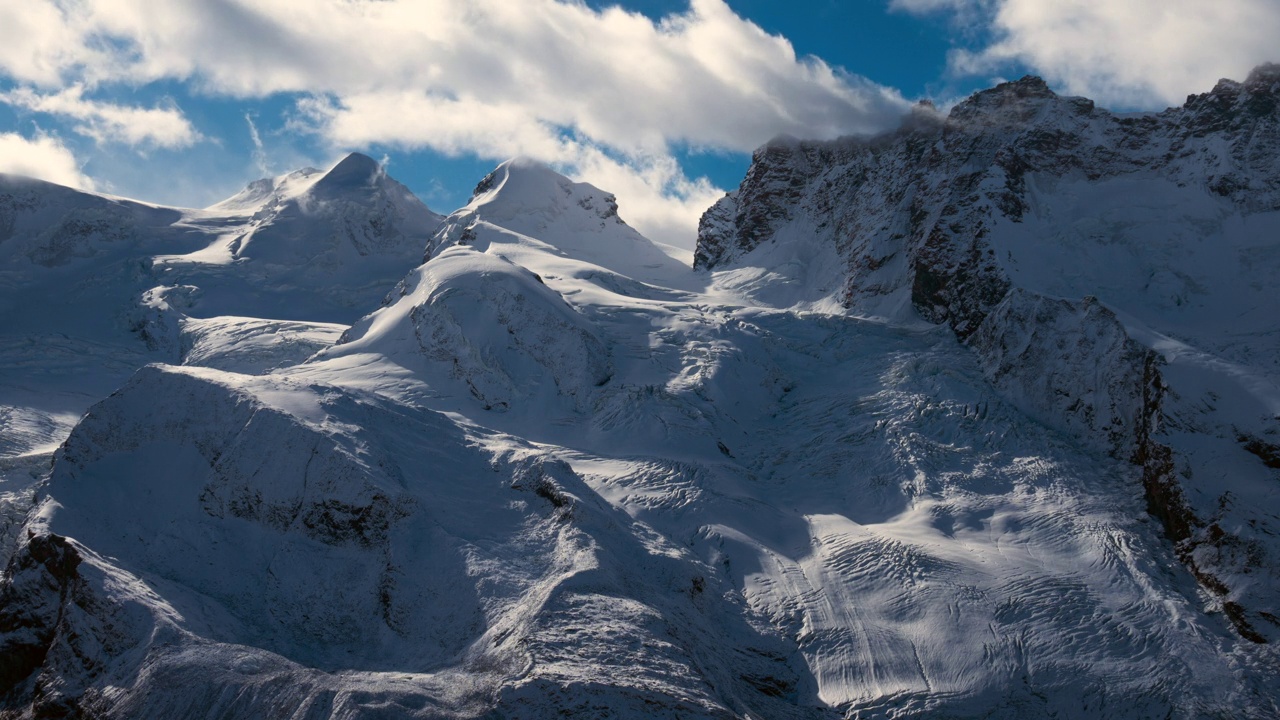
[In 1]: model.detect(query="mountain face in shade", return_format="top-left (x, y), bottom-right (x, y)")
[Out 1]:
top-left (2, 72), bottom-right (1280, 719)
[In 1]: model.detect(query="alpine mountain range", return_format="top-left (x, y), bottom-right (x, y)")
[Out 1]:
top-left (1, 67), bottom-right (1279, 719)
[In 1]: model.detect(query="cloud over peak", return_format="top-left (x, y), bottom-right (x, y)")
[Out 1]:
top-left (895, 0), bottom-right (1280, 108)
top-left (0, 132), bottom-right (95, 190)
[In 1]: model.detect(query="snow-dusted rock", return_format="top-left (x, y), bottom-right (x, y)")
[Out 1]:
top-left (159, 152), bottom-right (445, 321)
top-left (969, 290), bottom-right (1157, 457)
top-left (430, 158), bottom-right (694, 289)
top-left (0, 175), bottom-right (181, 273)
top-left (0, 155), bottom-right (444, 606)
top-left (229, 153), bottom-right (437, 269)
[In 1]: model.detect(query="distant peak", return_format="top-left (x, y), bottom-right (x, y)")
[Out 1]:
top-left (207, 153), bottom-right (401, 214)
top-left (967, 75), bottom-right (1057, 105)
top-left (318, 152), bottom-right (383, 189)
top-left (464, 157), bottom-right (626, 228)
top-left (501, 156), bottom-right (567, 180)
top-left (948, 74), bottom-right (1065, 126)
top-left (470, 157), bottom-right (572, 201)
top-left (506, 155), bottom-right (552, 169)
top-left (986, 75), bottom-right (1056, 101)
top-left (1245, 62), bottom-right (1280, 89)
top-left (1183, 63), bottom-right (1279, 126)
top-left (1013, 75), bottom-right (1052, 90)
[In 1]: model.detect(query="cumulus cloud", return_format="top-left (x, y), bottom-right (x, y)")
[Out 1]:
top-left (0, 0), bottom-right (911, 246)
top-left (1, 85), bottom-right (201, 148)
top-left (894, 0), bottom-right (1280, 107)
top-left (0, 3), bottom-right (92, 88)
top-left (0, 132), bottom-right (94, 189)
top-left (572, 147), bottom-right (726, 250)
top-left (0, 0), bottom-right (907, 144)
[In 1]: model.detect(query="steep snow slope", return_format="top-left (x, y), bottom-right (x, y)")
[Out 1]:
top-left (3, 143), bottom-right (1277, 718)
top-left (698, 64), bottom-right (1280, 645)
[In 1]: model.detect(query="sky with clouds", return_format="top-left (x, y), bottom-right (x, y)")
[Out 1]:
top-left (0, 0), bottom-right (1276, 247)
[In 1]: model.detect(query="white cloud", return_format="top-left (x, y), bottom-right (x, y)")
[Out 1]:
top-left (0, 0), bottom-right (912, 247)
top-left (1, 85), bottom-right (201, 148)
top-left (0, 3), bottom-right (89, 87)
top-left (0, 132), bottom-right (94, 189)
top-left (2, 0), bottom-right (907, 145)
top-left (894, 0), bottom-right (1280, 107)
top-left (566, 146), bottom-right (727, 249)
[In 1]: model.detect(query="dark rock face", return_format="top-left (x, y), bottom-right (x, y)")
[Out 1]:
top-left (0, 533), bottom-right (82, 699)
top-left (968, 291), bottom-right (1156, 457)
top-left (695, 139), bottom-right (816, 268)
top-left (0, 531), bottom-right (132, 718)
top-left (697, 66), bottom-right (1280, 644)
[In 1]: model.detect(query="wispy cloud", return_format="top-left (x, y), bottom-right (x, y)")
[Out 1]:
top-left (1, 85), bottom-right (201, 148)
top-left (244, 112), bottom-right (269, 177)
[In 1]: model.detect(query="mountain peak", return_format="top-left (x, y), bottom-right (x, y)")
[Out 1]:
top-left (466, 158), bottom-right (623, 228)
top-left (313, 152), bottom-right (383, 194)
top-left (1009, 74), bottom-right (1053, 93)
top-left (969, 75), bottom-right (1057, 104)
top-left (1183, 63), bottom-right (1280, 131)
top-left (1245, 62), bottom-right (1280, 88)
top-left (425, 157), bottom-right (700, 286)
top-left (1195, 63), bottom-right (1280, 101)
top-left (947, 74), bottom-right (1070, 127)
top-left (471, 157), bottom-right (568, 198)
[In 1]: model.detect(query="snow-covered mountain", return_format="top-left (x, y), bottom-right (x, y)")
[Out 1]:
top-left (0, 153), bottom-right (441, 572)
top-left (2, 71), bottom-right (1279, 719)
top-left (697, 63), bottom-right (1280, 648)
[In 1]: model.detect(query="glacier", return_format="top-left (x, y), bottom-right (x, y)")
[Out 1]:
top-left (1, 70), bottom-right (1279, 718)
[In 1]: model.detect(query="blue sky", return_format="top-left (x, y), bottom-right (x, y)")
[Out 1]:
top-left (1, 0), bottom-right (1276, 247)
